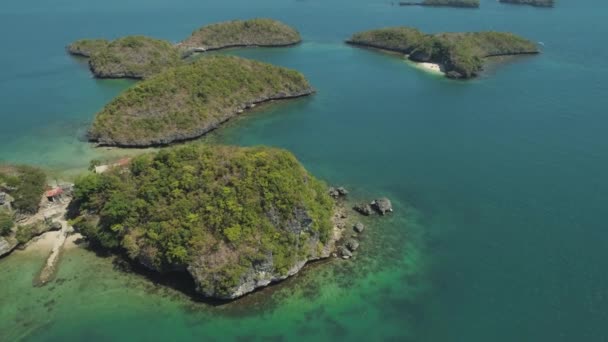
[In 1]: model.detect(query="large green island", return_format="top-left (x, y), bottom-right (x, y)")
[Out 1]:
top-left (346, 27), bottom-right (539, 79)
top-left (70, 144), bottom-right (338, 299)
top-left (88, 55), bottom-right (314, 147)
top-left (178, 18), bottom-right (301, 54)
top-left (399, 0), bottom-right (480, 8)
top-left (500, 0), bottom-right (554, 7)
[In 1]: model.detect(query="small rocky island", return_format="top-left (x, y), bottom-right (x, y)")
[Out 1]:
top-left (68, 36), bottom-right (181, 79)
top-left (346, 27), bottom-right (539, 79)
top-left (398, 0), bottom-right (479, 8)
top-left (70, 144), bottom-right (338, 299)
top-left (178, 18), bottom-right (301, 54)
top-left (88, 55), bottom-right (314, 147)
top-left (499, 0), bottom-right (554, 7)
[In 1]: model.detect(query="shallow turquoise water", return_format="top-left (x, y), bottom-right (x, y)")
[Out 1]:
top-left (1, 0), bottom-right (608, 341)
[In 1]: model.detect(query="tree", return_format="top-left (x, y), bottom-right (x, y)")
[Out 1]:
top-left (0, 211), bottom-right (13, 236)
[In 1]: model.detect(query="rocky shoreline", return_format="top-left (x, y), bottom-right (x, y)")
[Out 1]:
top-left (180, 41), bottom-right (301, 58)
top-left (398, 1), bottom-right (479, 8)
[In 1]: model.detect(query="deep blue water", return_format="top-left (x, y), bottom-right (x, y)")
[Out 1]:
top-left (1, 0), bottom-right (608, 341)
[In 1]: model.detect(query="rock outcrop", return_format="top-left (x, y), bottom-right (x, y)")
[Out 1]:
top-left (372, 198), bottom-right (393, 215)
top-left (0, 237), bottom-right (18, 258)
top-left (328, 186), bottom-right (349, 199)
top-left (354, 203), bottom-right (374, 216)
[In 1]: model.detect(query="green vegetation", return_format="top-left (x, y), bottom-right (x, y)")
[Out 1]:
top-left (86, 36), bottom-right (181, 79)
top-left (67, 39), bottom-right (109, 57)
top-left (68, 36), bottom-right (181, 79)
top-left (89, 55), bottom-right (313, 147)
top-left (0, 165), bottom-right (46, 214)
top-left (0, 210), bottom-right (13, 236)
top-left (499, 0), bottom-right (554, 7)
top-left (180, 18), bottom-right (301, 52)
top-left (347, 27), bottom-right (539, 78)
top-left (399, 0), bottom-right (479, 8)
top-left (71, 144), bottom-right (334, 297)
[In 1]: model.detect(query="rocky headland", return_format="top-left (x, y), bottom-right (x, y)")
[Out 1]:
top-left (67, 39), bottom-right (109, 57)
top-left (88, 55), bottom-right (315, 147)
top-left (346, 27), bottom-right (539, 79)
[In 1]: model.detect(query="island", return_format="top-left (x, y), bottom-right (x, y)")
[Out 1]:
top-left (399, 0), bottom-right (479, 8)
top-left (88, 55), bottom-right (314, 147)
top-left (70, 144), bottom-right (339, 299)
top-left (346, 27), bottom-right (539, 79)
top-left (68, 36), bottom-right (181, 79)
top-left (178, 18), bottom-right (301, 54)
top-left (499, 0), bottom-right (554, 7)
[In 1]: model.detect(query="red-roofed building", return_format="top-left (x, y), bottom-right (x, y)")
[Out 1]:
top-left (45, 188), bottom-right (64, 201)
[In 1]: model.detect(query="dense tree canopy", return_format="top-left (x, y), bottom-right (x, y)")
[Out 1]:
top-left (71, 145), bottom-right (334, 294)
top-left (180, 18), bottom-right (301, 51)
top-left (0, 165), bottom-right (46, 214)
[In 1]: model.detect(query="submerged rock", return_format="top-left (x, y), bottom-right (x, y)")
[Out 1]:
top-left (371, 198), bottom-right (393, 215)
top-left (353, 203), bottom-right (374, 216)
top-left (353, 222), bottom-right (365, 233)
top-left (337, 246), bottom-right (353, 259)
top-left (329, 186), bottom-right (349, 199)
top-left (345, 238), bottom-right (360, 252)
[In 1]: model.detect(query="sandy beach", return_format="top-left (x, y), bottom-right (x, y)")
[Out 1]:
top-left (415, 61), bottom-right (444, 74)
top-left (22, 231), bottom-right (83, 253)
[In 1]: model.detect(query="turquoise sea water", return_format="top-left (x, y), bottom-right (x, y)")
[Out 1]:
top-left (1, 0), bottom-right (608, 341)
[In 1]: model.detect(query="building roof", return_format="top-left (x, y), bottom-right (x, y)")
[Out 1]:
top-left (45, 188), bottom-right (64, 197)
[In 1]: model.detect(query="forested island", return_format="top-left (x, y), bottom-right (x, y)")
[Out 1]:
top-left (67, 19), bottom-right (301, 79)
top-left (88, 55), bottom-right (314, 147)
top-left (68, 36), bottom-right (181, 79)
top-left (499, 0), bottom-right (554, 7)
top-left (346, 27), bottom-right (539, 79)
top-left (179, 18), bottom-right (302, 54)
top-left (399, 0), bottom-right (479, 8)
top-left (70, 144), bottom-right (338, 299)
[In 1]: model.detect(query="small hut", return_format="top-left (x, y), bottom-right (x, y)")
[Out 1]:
top-left (45, 188), bottom-right (64, 202)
